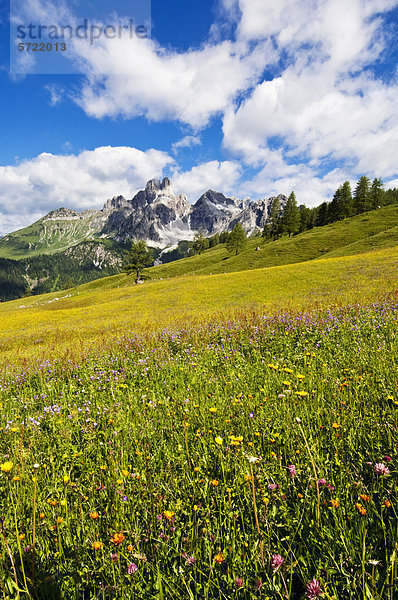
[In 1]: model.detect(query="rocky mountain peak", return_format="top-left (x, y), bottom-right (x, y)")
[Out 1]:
top-left (102, 195), bottom-right (129, 213)
top-left (12, 177), bottom-right (288, 253)
top-left (43, 207), bottom-right (80, 221)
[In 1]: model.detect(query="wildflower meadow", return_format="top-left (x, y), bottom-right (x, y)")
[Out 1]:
top-left (0, 298), bottom-right (397, 598)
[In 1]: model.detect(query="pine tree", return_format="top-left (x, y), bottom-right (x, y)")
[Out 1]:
top-left (281, 191), bottom-right (300, 236)
top-left (124, 240), bottom-right (153, 284)
top-left (315, 202), bottom-right (330, 227)
top-left (370, 178), bottom-right (384, 209)
top-left (263, 196), bottom-right (282, 240)
top-left (298, 205), bottom-right (312, 232)
top-left (328, 187), bottom-right (342, 222)
top-left (353, 176), bottom-right (371, 214)
top-left (340, 181), bottom-right (354, 218)
top-left (192, 232), bottom-right (209, 255)
top-left (327, 181), bottom-right (352, 223)
top-left (226, 222), bottom-right (247, 255)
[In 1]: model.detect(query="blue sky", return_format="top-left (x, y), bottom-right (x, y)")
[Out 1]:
top-left (0, 0), bottom-right (398, 235)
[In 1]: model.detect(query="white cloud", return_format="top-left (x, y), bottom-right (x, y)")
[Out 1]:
top-left (0, 150), bottom-right (243, 236)
top-left (238, 159), bottom-right (354, 208)
top-left (13, 0), bottom-right (273, 127)
top-left (0, 146), bottom-right (173, 235)
top-left (172, 135), bottom-right (201, 154)
top-left (172, 160), bottom-right (242, 200)
top-left (222, 0), bottom-right (398, 178)
top-left (45, 84), bottom-right (64, 106)
top-left (72, 36), bottom-right (269, 128)
top-left (6, 0), bottom-right (398, 220)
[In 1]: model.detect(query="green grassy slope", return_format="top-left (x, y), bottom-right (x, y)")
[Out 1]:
top-left (148, 204), bottom-right (398, 279)
top-left (0, 214), bottom-right (101, 258)
top-left (322, 225), bottom-right (398, 258)
top-left (1, 245), bottom-right (397, 362)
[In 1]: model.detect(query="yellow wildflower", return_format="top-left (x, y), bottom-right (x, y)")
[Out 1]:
top-left (163, 510), bottom-right (175, 520)
top-left (0, 461), bottom-right (13, 473)
top-left (92, 541), bottom-right (103, 550)
top-left (214, 553), bottom-right (225, 563)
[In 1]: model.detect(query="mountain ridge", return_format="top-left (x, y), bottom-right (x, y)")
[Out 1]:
top-left (0, 178), bottom-right (286, 259)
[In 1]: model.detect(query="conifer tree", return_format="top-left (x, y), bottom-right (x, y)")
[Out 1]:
top-left (298, 205), bottom-right (312, 232)
top-left (192, 232), bottom-right (209, 255)
top-left (370, 178), bottom-right (384, 209)
top-left (340, 181), bottom-right (354, 218)
top-left (281, 191), bottom-right (300, 236)
top-left (226, 222), bottom-right (247, 255)
top-left (124, 240), bottom-right (153, 284)
top-left (354, 176), bottom-right (371, 214)
top-left (315, 202), bottom-right (330, 227)
top-left (329, 181), bottom-right (353, 221)
top-left (263, 196), bottom-right (282, 240)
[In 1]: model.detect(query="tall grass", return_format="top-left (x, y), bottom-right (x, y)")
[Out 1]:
top-left (0, 246), bottom-right (397, 365)
top-left (0, 299), bottom-right (397, 598)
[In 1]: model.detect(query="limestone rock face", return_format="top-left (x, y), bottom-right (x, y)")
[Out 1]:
top-left (189, 190), bottom-right (246, 234)
top-left (230, 194), bottom-right (288, 235)
top-left (0, 178), bottom-right (288, 257)
top-left (100, 178), bottom-right (192, 245)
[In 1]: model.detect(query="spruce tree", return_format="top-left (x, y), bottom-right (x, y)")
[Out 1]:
top-left (340, 181), bottom-right (354, 218)
top-left (370, 178), bottom-right (384, 209)
top-left (263, 196), bottom-right (282, 240)
top-left (328, 187), bottom-right (342, 222)
top-left (226, 222), bottom-right (247, 255)
top-left (328, 181), bottom-right (353, 222)
top-left (281, 191), bottom-right (300, 236)
top-left (124, 241), bottom-right (153, 284)
top-left (192, 232), bottom-right (209, 255)
top-left (298, 205), bottom-right (312, 232)
top-left (354, 176), bottom-right (371, 214)
top-left (315, 202), bottom-right (330, 227)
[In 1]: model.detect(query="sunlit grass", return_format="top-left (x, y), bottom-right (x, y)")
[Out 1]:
top-left (0, 299), bottom-right (397, 598)
top-left (0, 246), bottom-right (397, 366)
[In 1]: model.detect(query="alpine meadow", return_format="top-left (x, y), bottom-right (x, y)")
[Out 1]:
top-left (1, 0), bottom-right (398, 599)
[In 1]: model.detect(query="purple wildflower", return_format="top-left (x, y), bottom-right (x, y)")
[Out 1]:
top-left (306, 579), bottom-right (322, 599)
top-left (111, 553), bottom-right (119, 564)
top-left (271, 554), bottom-right (284, 572)
top-left (127, 562), bottom-right (138, 574)
top-left (288, 465), bottom-right (297, 477)
top-left (268, 483), bottom-right (281, 491)
top-left (185, 555), bottom-right (196, 566)
top-left (234, 577), bottom-right (244, 588)
top-left (374, 463), bottom-right (390, 475)
top-left (319, 478), bottom-right (326, 485)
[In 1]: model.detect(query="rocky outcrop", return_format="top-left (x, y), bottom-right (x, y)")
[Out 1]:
top-left (189, 190), bottom-right (245, 234)
top-left (64, 241), bottom-right (122, 269)
top-left (0, 178), bottom-right (288, 258)
top-left (100, 178), bottom-right (192, 244)
top-left (230, 194), bottom-right (288, 234)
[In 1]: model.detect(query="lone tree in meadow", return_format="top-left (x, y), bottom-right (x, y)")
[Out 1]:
top-left (124, 240), bottom-right (153, 284)
top-left (281, 191), bottom-right (300, 237)
top-left (192, 232), bottom-right (209, 255)
top-left (226, 222), bottom-right (247, 256)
